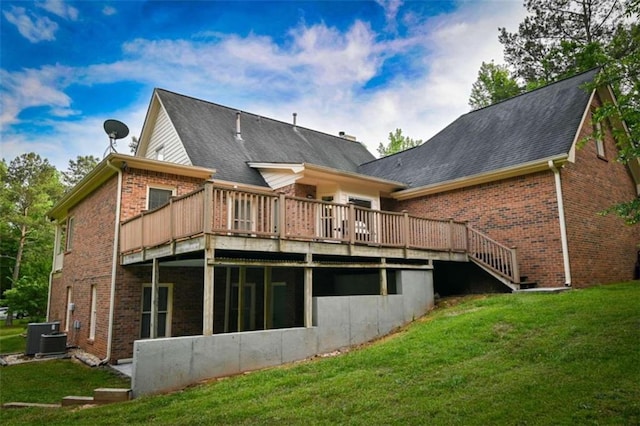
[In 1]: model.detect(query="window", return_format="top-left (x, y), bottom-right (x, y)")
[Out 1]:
top-left (592, 111), bottom-right (606, 159)
top-left (65, 287), bottom-right (72, 332)
top-left (66, 217), bottom-right (75, 251)
top-left (141, 284), bottom-right (173, 338)
top-left (154, 146), bottom-right (165, 161)
top-left (147, 187), bottom-right (174, 210)
top-left (89, 285), bottom-right (97, 340)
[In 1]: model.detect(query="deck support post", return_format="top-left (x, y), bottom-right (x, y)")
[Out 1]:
top-left (203, 235), bottom-right (215, 336)
top-left (380, 257), bottom-right (388, 296)
top-left (304, 253), bottom-right (313, 328)
top-left (264, 266), bottom-right (272, 329)
top-left (150, 258), bottom-right (159, 339)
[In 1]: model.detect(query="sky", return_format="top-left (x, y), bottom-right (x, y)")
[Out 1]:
top-left (1, 0), bottom-right (527, 171)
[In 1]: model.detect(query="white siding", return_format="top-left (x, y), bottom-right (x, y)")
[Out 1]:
top-left (145, 106), bottom-right (192, 165)
top-left (259, 170), bottom-right (301, 189)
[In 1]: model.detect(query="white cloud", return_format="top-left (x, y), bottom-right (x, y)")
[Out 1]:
top-left (37, 0), bottom-right (79, 21)
top-left (102, 5), bottom-right (117, 16)
top-left (2, 6), bottom-right (58, 43)
top-left (1, 1), bottom-right (528, 168)
top-left (375, 0), bottom-right (404, 33)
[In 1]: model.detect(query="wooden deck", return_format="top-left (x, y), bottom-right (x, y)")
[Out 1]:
top-left (119, 184), bottom-right (520, 286)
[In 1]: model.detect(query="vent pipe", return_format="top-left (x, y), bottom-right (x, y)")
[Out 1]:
top-left (293, 112), bottom-right (297, 127)
top-left (339, 131), bottom-right (357, 141)
top-left (235, 112), bottom-right (242, 140)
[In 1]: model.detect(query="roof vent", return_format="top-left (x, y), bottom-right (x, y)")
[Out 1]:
top-left (235, 112), bottom-right (243, 141)
top-left (339, 131), bottom-right (356, 141)
top-left (293, 112), bottom-right (297, 128)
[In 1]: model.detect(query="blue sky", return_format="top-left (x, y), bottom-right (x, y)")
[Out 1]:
top-left (1, 0), bottom-right (526, 170)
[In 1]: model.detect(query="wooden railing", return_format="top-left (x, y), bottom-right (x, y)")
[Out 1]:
top-left (119, 184), bottom-right (519, 284)
top-left (467, 227), bottom-right (520, 284)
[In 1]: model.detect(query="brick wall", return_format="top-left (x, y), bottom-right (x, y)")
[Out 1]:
top-left (561, 95), bottom-right (640, 287)
top-left (120, 168), bottom-right (204, 221)
top-left (48, 175), bottom-right (118, 359)
top-left (393, 94), bottom-right (640, 289)
top-left (395, 172), bottom-right (566, 288)
top-left (111, 265), bottom-right (204, 362)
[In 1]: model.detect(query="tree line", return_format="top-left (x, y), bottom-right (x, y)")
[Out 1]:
top-left (1, 153), bottom-right (99, 323)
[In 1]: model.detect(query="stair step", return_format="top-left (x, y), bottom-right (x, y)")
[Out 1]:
top-left (93, 388), bottom-right (131, 403)
top-left (61, 396), bottom-right (95, 406)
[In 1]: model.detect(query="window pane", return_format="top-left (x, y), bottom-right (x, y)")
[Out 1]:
top-left (157, 313), bottom-right (167, 337)
top-left (142, 287), bottom-right (151, 311)
top-left (148, 188), bottom-right (173, 210)
top-left (141, 313), bottom-right (151, 338)
top-left (158, 287), bottom-right (169, 311)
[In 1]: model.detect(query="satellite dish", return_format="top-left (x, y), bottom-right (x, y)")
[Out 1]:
top-left (103, 119), bottom-right (129, 156)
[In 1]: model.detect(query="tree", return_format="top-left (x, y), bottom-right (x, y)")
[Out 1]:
top-left (377, 128), bottom-right (423, 157)
top-left (476, 0), bottom-right (639, 222)
top-left (1, 276), bottom-right (49, 321)
top-left (498, 0), bottom-right (625, 84)
top-left (469, 61), bottom-right (523, 109)
top-left (1, 153), bottom-right (63, 324)
top-left (62, 155), bottom-right (99, 189)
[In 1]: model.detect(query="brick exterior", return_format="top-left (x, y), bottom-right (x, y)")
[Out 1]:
top-left (48, 176), bottom-right (118, 359)
top-left (120, 167), bottom-right (204, 221)
top-left (48, 92), bottom-right (640, 363)
top-left (393, 94), bottom-right (639, 288)
top-left (395, 171), bottom-right (566, 287)
top-left (561, 96), bottom-right (640, 287)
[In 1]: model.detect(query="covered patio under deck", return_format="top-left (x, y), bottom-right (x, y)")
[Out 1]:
top-left (119, 184), bottom-right (520, 341)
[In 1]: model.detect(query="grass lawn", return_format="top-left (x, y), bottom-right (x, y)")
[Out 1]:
top-left (0, 320), bottom-right (28, 354)
top-left (1, 282), bottom-right (639, 425)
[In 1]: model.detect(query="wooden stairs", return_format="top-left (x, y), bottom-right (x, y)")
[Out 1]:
top-left (61, 388), bottom-right (131, 406)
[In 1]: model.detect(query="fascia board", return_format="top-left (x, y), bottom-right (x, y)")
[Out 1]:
top-left (392, 155), bottom-right (569, 200)
top-left (48, 153), bottom-right (215, 220)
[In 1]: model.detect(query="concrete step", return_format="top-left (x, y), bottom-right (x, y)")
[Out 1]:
top-left (3, 402), bottom-right (61, 409)
top-left (518, 281), bottom-right (538, 290)
top-left (61, 396), bottom-right (95, 406)
top-left (93, 388), bottom-right (131, 403)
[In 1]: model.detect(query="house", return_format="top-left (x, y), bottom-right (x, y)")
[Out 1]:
top-left (46, 69), bottom-right (639, 395)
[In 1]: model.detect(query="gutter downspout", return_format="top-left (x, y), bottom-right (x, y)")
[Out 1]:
top-left (548, 160), bottom-right (572, 286)
top-left (46, 225), bottom-right (60, 320)
top-left (101, 160), bottom-right (123, 364)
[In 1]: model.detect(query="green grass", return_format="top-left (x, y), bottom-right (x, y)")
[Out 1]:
top-left (0, 320), bottom-right (28, 354)
top-left (1, 282), bottom-right (639, 425)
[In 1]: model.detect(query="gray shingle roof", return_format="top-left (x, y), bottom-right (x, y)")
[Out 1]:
top-left (359, 69), bottom-right (599, 188)
top-left (156, 89), bottom-right (376, 187)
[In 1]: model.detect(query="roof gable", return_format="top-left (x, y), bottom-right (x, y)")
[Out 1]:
top-left (155, 90), bottom-right (376, 187)
top-left (359, 69), bottom-right (599, 189)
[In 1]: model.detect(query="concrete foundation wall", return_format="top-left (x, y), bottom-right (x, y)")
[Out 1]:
top-left (132, 270), bottom-right (433, 396)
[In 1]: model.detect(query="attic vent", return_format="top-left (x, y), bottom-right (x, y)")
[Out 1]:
top-left (235, 112), bottom-right (243, 141)
top-left (339, 131), bottom-right (356, 141)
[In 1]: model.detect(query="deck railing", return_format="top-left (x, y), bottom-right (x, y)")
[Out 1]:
top-left (119, 184), bottom-right (519, 284)
top-left (467, 227), bottom-right (520, 284)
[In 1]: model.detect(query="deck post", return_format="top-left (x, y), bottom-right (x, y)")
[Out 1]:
top-left (348, 203), bottom-right (356, 245)
top-left (402, 211), bottom-right (410, 248)
top-left (380, 257), bottom-right (388, 296)
top-left (278, 193), bottom-right (286, 239)
top-left (304, 253), bottom-right (313, 328)
top-left (237, 267), bottom-right (246, 331)
top-left (150, 258), bottom-right (159, 339)
top-left (263, 266), bottom-right (272, 329)
top-left (203, 235), bottom-right (215, 336)
top-left (511, 247), bottom-right (520, 284)
top-left (203, 183), bottom-right (213, 234)
top-left (448, 218), bottom-right (455, 251)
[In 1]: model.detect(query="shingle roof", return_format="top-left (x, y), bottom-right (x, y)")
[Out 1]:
top-left (358, 69), bottom-right (599, 188)
top-left (156, 89), bottom-right (376, 187)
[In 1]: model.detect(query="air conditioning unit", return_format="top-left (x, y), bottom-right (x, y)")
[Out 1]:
top-left (25, 322), bottom-right (60, 356)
